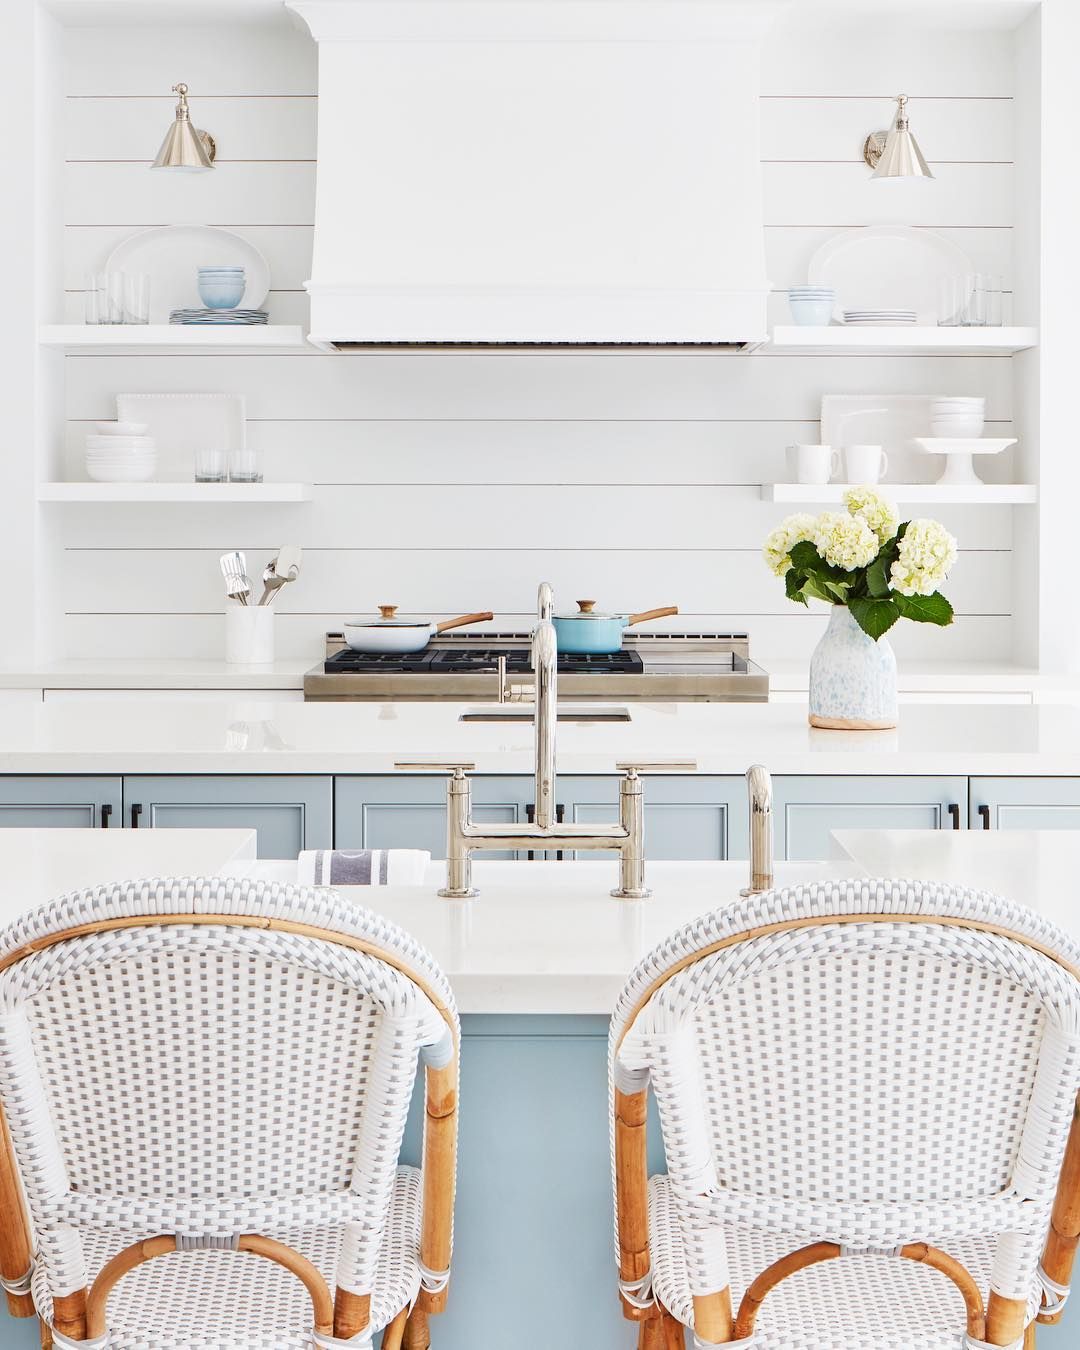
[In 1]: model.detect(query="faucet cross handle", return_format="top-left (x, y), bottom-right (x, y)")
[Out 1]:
top-left (394, 761), bottom-right (476, 778)
top-left (615, 760), bottom-right (699, 776)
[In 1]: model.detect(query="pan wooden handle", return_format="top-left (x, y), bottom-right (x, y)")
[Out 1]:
top-left (628, 606), bottom-right (679, 626)
top-left (434, 611), bottom-right (495, 634)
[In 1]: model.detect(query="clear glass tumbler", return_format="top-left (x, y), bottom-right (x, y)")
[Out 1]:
top-left (84, 274), bottom-right (108, 324)
top-left (228, 444), bottom-right (263, 484)
top-left (194, 446), bottom-right (228, 483)
top-left (123, 273), bottom-right (151, 324)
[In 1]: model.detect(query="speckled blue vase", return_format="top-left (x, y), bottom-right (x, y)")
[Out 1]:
top-left (808, 604), bottom-right (898, 729)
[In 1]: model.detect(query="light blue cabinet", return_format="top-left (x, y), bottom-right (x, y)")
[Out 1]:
top-left (0, 776), bottom-right (120, 829)
top-left (773, 775), bottom-right (967, 860)
top-left (335, 775), bottom-right (536, 860)
top-left (122, 776), bottom-right (332, 858)
top-left (557, 775), bottom-right (749, 859)
top-left (970, 777), bottom-right (1080, 830)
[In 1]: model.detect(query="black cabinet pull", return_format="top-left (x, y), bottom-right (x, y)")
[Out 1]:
top-left (100, 803), bottom-right (112, 829)
top-left (947, 803), bottom-right (960, 830)
top-left (555, 803), bottom-right (566, 860)
top-left (130, 803), bottom-right (143, 829)
top-left (525, 803), bottom-right (535, 861)
top-left (977, 804), bottom-right (991, 830)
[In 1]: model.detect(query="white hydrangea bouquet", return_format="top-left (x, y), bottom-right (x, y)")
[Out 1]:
top-left (764, 487), bottom-right (957, 640)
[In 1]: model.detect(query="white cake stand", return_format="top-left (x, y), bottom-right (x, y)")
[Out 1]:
top-left (913, 437), bottom-right (1018, 486)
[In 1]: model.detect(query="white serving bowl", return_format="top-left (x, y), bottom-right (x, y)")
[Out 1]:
top-left (86, 460), bottom-right (157, 483)
top-left (85, 435), bottom-right (156, 451)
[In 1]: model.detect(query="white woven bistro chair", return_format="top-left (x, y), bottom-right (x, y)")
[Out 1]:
top-left (0, 876), bottom-right (459, 1350)
top-left (609, 878), bottom-right (1080, 1350)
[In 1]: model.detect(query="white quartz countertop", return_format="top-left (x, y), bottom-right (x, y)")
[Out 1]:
top-left (0, 829), bottom-right (1074, 1016)
top-left (264, 831), bottom-right (1080, 1013)
top-left (0, 828), bottom-right (257, 911)
top-left (4, 698), bottom-right (1080, 774)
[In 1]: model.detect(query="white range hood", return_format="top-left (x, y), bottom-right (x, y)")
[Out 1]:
top-left (287, 1), bottom-right (783, 349)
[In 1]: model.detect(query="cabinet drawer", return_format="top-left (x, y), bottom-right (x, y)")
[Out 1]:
top-left (773, 776), bottom-right (967, 860)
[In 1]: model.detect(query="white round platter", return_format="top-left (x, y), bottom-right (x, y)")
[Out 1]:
top-left (105, 225), bottom-right (270, 323)
top-left (809, 225), bottom-right (972, 324)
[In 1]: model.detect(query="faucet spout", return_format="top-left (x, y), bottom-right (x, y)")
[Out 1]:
top-left (533, 619), bottom-right (558, 829)
top-left (740, 763), bottom-right (774, 896)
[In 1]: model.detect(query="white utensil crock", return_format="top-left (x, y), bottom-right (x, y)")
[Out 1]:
top-left (808, 605), bottom-right (898, 730)
top-left (226, 607), bottom-right (275, 665)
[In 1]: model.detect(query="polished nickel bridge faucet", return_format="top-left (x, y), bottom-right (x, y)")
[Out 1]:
top-left (397, 582), bottom-right (696, 899)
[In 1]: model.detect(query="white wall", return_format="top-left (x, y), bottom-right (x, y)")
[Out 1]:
top-left (52, 15), bottom-right (1021, 666)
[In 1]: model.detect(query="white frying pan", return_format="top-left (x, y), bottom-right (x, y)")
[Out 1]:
top-left (342, 606), bottom-right (494, 654)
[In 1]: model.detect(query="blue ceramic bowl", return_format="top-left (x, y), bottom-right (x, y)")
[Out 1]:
top-left (198, 277), bottom-right (246, 310)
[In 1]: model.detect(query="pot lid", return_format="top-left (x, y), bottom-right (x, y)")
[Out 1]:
top-left (346, 605), bottom-right (432, 629)
top-left (555, 600), bottom-right (628, 622)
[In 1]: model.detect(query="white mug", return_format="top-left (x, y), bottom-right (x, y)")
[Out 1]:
top-left (789, 443), bottom-right (839, 485)
top-left (844, 444), bottom-right (888, 484)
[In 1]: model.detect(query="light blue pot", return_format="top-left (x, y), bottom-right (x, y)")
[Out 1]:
top-left (808, 605), bottom-right (898, 729)
top-left (551, 604), bottom-right (678, 654)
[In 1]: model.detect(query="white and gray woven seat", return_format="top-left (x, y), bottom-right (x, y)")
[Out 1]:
top-left (0, 876), bottom-right (460, 1349)
top-left (609, 878), bottom-right (1080, 1349)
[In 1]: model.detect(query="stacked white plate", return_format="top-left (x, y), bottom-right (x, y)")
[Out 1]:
top-left (842, 310), bottom-right (917, 326)
top-left (85, 421), bottom-right (157, 483)
top-left (930, 396), bottom-right (985, 438)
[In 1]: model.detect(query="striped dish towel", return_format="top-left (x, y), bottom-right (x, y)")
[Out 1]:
top-left (296, 848), bottom-right (430, 887)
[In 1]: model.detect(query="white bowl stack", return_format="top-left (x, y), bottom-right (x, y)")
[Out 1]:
top-left (85, 420), bottom-right (157, 483)
top-left (929, 396), bottom-right (985, 439)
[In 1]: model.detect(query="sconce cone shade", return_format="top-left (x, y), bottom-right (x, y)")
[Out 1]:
top-left (152, 84), bottom-right (215, 171)
top-left (872, 125), bottom-right (933, 179)
top-left (868, 95), bottom-right (933, 180)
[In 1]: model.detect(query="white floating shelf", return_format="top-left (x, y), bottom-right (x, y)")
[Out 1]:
top-left (38, 325), bottom-right (308, 353)
top-left (37, 483), bottom-right (312, 504)
top-left (768, 326), bottom-right (1038, 356)
top-left (763, 483), bottom-right (1037, 505)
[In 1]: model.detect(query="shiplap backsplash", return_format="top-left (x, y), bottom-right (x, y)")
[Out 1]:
top-left (56, 19), bottom-right (1019, 665)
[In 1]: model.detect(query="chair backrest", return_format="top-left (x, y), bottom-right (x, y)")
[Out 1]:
top-left (0, 876), bottom-right (458, 1307)
top-left (611, 878), bottom-right (1080, 1305)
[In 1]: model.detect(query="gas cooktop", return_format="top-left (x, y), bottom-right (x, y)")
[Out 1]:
top-left (304, 631), bottom-right (768, 702)
top-left (324, 647), bottom-right (645, 675)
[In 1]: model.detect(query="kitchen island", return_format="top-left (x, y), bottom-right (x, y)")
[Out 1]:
top-left (4, 699), bottom-right (1080, 864)
top-left (0, 829), bottom-right (1075, 1348)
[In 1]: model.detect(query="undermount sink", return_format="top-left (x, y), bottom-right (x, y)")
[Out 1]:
top-left (459, 706), bottom-right (632, 724)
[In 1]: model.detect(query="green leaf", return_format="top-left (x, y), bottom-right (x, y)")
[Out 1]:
top-left (787, 540), bottom-right (823, 572)
top-left (848, 597), bottom-right (900, 641)
top-left (865, 558), bottom-right (891, 598)
top-left (785, 568), bottom-right (809, 606)
top-left (893, 591), bottom-right (955, 627)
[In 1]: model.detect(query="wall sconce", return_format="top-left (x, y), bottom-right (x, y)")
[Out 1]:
top-left (862, 95), bottom-right (933, 180)
top-left (151, 83), bottom-right (217, 171)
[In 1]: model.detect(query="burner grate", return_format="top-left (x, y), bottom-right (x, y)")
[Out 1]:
top-left (324, 649), bottom-right (437, 674)
top-left (429, 648), bottom-right (644, 675)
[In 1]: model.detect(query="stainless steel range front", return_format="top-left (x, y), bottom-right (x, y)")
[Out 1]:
top-left (303, 631), bottom-right (769, 702)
